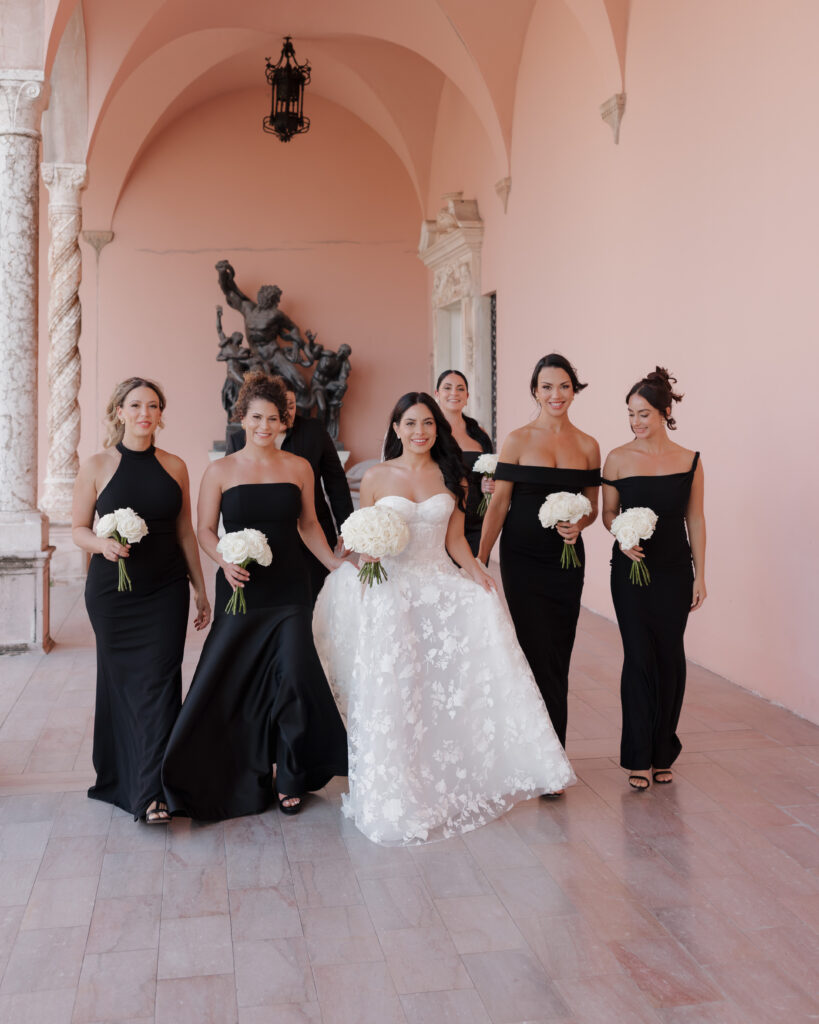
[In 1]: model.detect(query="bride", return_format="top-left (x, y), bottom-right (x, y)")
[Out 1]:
top-left (313, 392), bottom-right (575, 845)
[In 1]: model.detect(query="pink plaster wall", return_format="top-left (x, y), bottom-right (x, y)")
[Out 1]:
top-left (428, 0), bottom-right (819, 721)
top-left (61, 88), bottom-right (428, 500)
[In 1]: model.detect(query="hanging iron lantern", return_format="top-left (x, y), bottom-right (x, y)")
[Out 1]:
top-left (263, 36), bottom-right (311, 142)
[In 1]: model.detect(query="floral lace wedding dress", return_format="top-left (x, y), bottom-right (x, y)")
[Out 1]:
top-left (313, 493), bottom-right (575, 845)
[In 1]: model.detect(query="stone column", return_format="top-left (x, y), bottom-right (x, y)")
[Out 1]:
top-left (40, 163), bottom-right (86, 524)
top-left (0, 70), bottom-right (53, 652)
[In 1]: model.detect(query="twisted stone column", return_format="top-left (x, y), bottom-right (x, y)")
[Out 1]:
top-left (40, 162), bottom-right (87, 524)
top-left (0, 71), bottom-right (53, 651)
top-left (0, 71), bottom-right (49, 515)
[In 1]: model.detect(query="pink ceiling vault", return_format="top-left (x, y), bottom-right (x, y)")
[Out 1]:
top-left (41, 0), bottom-right (629, 225)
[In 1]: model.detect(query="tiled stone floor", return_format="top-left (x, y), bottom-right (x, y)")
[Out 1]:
top-left (0, 579), bottom-right (818, 1023)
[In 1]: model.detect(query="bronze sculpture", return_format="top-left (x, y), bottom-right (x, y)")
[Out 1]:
top-left (214, 260), bottom-right (352, 444)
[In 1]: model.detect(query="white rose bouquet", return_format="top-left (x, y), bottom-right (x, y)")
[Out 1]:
top-left (95, 507), bottom-right (149, 592)
top-left (610, 507), bottom-right (658, 585)
top-left (340, 506), bottom-right (410, 586)
top-left (538, 491), bottom-right (593, 569)
top-left (216, 528), bottom-right (273, 614)
top-left (472, 453), bottom-right (499, 517)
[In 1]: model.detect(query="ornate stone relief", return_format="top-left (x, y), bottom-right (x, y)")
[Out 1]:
top-left (418, 193), bottom-right (491, 429)
top-left (41, 162), bottom-right (87, 524)
top-left (600, 92), bottom-right (626, 144)
top-left (0, 71), bottom-right (53, 651)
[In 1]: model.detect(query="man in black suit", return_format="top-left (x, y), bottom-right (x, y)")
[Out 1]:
top-left (226, 388), bottom-right (354, 603)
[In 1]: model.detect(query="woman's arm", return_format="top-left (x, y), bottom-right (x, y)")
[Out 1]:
top-left (71, 455), bottom-right (129, 563)
top-left (477, 433), bottom-right (519, 563)
top-left (165, 455), bottom-right (211, 630)
top-left (686, 459), bottom-right (707, 610)
top-left (196, 463), bottom-right (249, 592)
top-left (297, 460), bottom-right (344, 572)
top-left (447, 496), bottom-right (496, 593)
top-left (601, 450), bottom-right (644, 563)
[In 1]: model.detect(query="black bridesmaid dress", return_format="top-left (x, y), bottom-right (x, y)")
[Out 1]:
top-left (605, 452), bottom-right (699, 770)
top-left (162, 483), bottom-right (347, 820)
top-left (459, 418), bottom-right (493, 558)
top-left (85, 443), bottom-right (190, 819)
top-left (496, 463), bottom-right (600, 747)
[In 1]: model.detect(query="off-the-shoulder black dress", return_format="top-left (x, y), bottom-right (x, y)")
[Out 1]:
top-left (495, 463), bottom-right (600, 747)
top-left (604, 453), bottom-right (699, 770)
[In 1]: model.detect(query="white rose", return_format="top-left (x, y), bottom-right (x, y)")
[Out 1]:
top-left (616, 526), bottom-right (639, 551)
top-left (95, 512), bottom-right (118, 538)
top-left (114, 507), bottom-right (148, 544)
top-left (217, 531), bottom-right (250, 564)
top-left (242, 529), bottom-right (267, 561)
top-left (473, 453), bottom-right (499, 476)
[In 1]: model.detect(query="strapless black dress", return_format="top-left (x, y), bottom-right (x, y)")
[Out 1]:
top-left (85, 443), bottom-right (190, 818)
top-left (496, 463), bottom-right (601, 747)
top-left (604, 453), bottom-right (699, 770)
top-left (162, 483), bottom-right (347, 820)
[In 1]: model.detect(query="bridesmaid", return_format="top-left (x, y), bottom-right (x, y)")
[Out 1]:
top-left (162, 372), bottom-right (348, 819)
top-left (479, 354), bottom-right (600, 762)
top-left (434, 369), bottom-right (493, 558)
top-left (72, 377), bottom-right (210, 823)
top-left (601, 368), bottom-right (706, 790)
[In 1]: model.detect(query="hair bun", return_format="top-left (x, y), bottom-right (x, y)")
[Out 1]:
top-left (646, 367), bottom-right (676, 387)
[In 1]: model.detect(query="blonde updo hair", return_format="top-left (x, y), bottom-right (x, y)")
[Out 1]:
top-left (234, 371), bottom-right (290, 425)
top-left (103, 377), bottom-right (167, 448)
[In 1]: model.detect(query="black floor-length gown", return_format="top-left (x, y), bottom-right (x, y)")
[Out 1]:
top-left (496, 463), bottom-right (601, 747)
top-left (459, 418), bottom-right (493, 558)
top-left (86, 442), bottom-right (190, 819)
top-left (605, 453), bottom-right (699, 770)
top-left (162, 483), bottom-right (347, 820)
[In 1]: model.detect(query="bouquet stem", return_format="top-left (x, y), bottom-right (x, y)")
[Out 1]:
top-left (224, 586), bottom-right (248, 614)
top-left (477, 491), bottom-right (491, 517)
top-left (358, 561), bottom-right (388, 587)
top-left (629, 559), bottom-right (651, 586)
top-left (117, 557), bottom-right (132, 592)
top-left (560, 542), bottom-right (582, 569)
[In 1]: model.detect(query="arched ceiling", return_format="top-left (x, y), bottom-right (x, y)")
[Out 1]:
top-left (43, 0), bottom-right (629, 223)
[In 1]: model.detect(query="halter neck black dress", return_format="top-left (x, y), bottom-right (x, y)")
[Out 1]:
top-left (495, 463), bottom-right (601, 747)
top-left (162, 483), bottom-right (347, 820)
top-left (604, 453), bottom-right (699, 770)
top-left (85, 443), bottom-right (189, 819)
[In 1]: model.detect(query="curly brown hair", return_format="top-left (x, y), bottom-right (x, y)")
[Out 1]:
top-left (103, 377), bottom-right (166, 448)
top-left (627, 367), bottom-right (684, 430)
top-left (234, 371), bottom-right (290, 425)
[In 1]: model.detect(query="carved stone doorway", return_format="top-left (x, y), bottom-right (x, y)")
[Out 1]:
top-left (419, 194), bottom-right (494, 437)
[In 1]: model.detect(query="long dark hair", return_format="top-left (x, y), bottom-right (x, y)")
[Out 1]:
top-left (383, 392), bottom-right (466, 511)
top-left (529, 353), bottom-right (588, 395)
top-left (627, 367), bottom-right (683, 430)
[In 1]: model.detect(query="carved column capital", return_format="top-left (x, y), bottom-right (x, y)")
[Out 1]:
top-left (0, 71), bottom-right (49, 137)
top-left (41, 162), bottom-right (87, 209)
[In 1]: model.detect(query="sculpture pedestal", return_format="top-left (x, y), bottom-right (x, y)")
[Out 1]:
top-left (0, 510), bottom-right (54, 653)
top-left (48, 523), bottom-right (88, 582)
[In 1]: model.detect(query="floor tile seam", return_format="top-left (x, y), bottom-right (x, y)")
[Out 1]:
top-left (699, 957), bottom-right (819, 1014)
top-left (551, 970), bottom-right (666, 1022)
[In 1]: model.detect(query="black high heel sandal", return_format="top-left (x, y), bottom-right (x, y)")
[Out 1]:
top-left (628, 774), bottom-right (650, 791)
top-left (652, 770), bottom-right (673, 784)
top-left (277, 794), bottom-right (302, 816)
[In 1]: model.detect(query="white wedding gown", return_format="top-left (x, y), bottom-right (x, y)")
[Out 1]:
top-left (313, 493), bottom-right (575, 845)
